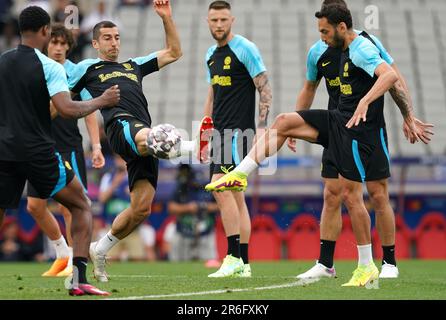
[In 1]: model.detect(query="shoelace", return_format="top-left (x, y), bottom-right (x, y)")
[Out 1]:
top-left (96, 254), bottom-right (108, 271)
top-left (350, 268), bottom-right (366, 282)
top-left (221, 165), bottom-right (234, 175)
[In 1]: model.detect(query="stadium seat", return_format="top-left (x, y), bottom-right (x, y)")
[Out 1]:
top-left (372, 215), bottom-right (413, 259)
top-left (249, 215), bottom-right (283, 261)
top-left (334, 215), bottom-right (357, 260)
top-left (414, 212), bottom-right (446, 259)
top-left (284, 214), bottom-right (320, 260)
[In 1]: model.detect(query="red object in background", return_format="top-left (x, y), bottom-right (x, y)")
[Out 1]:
top-left (214, 216), bottom-right (227, 260)
top-left (285, 214), bottom-right (320, 260)
top-left (249, 215), bottom-right (283, 260)
top-left (155, 215), bottom-right (176, 260)
top-left (334, 215), bottom-right (357, 260)
top-left (414, 212), bottom-right (446, 259)
top-left (372, 215), bottom-right (413, 259)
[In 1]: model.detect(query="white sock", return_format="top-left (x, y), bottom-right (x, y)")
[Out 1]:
top-left (51, 236), bottom-right (70, 259)
top-left (357, 244), bottom-right (373, 266)
top-left (95, 231), bottom-right (120, 255)
top-left (180, 140), bottom-right (196, 156)
top-left (236, 156), bottom-right (259, 176)
top-left (67, 247), bottom-right (73, 268)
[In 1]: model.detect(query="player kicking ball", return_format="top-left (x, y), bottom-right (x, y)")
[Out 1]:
top-left (68, 0), bottom-right (213, 282)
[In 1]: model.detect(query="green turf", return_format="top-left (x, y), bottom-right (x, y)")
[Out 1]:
top-left (0, 260), bottom-right (445, 300)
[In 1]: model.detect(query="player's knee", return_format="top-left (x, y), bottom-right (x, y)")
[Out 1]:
top-left (272, 113), bottom-right (292, 134)
top-left (369, 190), bottom-right (389, 212)
top-left (131, 201), bottom-right (151, 221)
top-left (341, 189), bottom-right (361, 209)
top-left (27, 201), bottom-right (45, 217)
top-left (324, 185), bottom-right (342, 208)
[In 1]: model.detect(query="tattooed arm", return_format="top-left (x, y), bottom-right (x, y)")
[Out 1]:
top-left (253, 72), bottom-right (272, 129)
top-left (389, 64), bottom-right (434, 144)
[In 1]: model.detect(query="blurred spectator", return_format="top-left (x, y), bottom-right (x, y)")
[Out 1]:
top-left (26, 0), bottom-right (51, 13)
top-left (53, 0), bottom-right (88, 62)
top-left (118, 0), bottom-right (152, 7)
top-left (80, 0), bottom-right (120, 43)
top-left (0, 0), bottom-right (13, 30)
top-left (53, 0), bottom-right (71, 23)
top-left (167, 164), bottom-right (219, 262)
top-left (98, 155), bottom-right (156, 261)
top-left (92, 215), bottom-right (108, 242)
top-left (0, 217), bottom-right (44, 262)
top-left (0, 16), bottom-right (19, 54)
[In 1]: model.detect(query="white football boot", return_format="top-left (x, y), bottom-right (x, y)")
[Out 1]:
top-left (89, 242), bottom-right (109, 282)
top-left (296, 261), bottom-right (337, 280)
top-left (379, 263), bottom-right (399, 278)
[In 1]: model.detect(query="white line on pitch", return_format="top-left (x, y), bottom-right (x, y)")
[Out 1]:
top-left (110, 274), bottom-right (296, 279)
top-left (105, 279), bottom-right (317, 300)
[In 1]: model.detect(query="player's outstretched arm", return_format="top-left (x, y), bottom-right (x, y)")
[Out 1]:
top-left (52, 85), bottom-right (120, 119)
top-left (153, 0), bottom-right (182, 69)
top-left (389, 64), bottom-right (434, 144)
top-left (346, 63), bottom-right (398, 128)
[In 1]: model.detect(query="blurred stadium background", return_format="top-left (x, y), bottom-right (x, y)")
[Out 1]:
top-left (1, 0), bottom-right (445, 264)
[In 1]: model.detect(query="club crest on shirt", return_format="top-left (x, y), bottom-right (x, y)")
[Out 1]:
top-left (343, 62), bottom-right (349, 77)
top-left (122, 63), bottom-right (134, 71)
top-left (224, 56), bottom-right (232, 70)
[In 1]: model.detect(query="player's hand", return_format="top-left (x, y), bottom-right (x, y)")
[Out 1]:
top-left (101, 85), bottom-right (120, 108)
top-left (153, 0), bottom-right (172, 18)
top-left (92, 148), bottom-right (105, 169)
top-left (403, 116), bottom-right (434, 145)
top-left (346, 99), bottom-right (369, 128)
top-left (287, 138), bottom-right (297, 153)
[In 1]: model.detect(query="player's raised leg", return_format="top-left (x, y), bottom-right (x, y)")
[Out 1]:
top-left (206, 112), bottom-right (320, 192)
top-left (90, 179), bottom-right (155, 282)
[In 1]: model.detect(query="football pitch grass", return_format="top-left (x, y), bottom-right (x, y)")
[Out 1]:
top-left (0, 260), bottom-right (445, 300)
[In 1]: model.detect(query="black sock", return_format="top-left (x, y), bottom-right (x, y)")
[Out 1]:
top-left (382, 245), bottom-right (396, 266)
top-left (240, 243), bottom-right (249, 264)
top-left (318, 240), bottom-right (336, 268)
top-left (227, 235), bottom-right (240, 259)
top-left (73, 257), bottom-right (88, 284)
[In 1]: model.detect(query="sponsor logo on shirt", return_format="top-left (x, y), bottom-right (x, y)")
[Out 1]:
top-left (98, 71), bottom-right (138, 83)
top-left (211, 75), bottom-right (232, 87)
